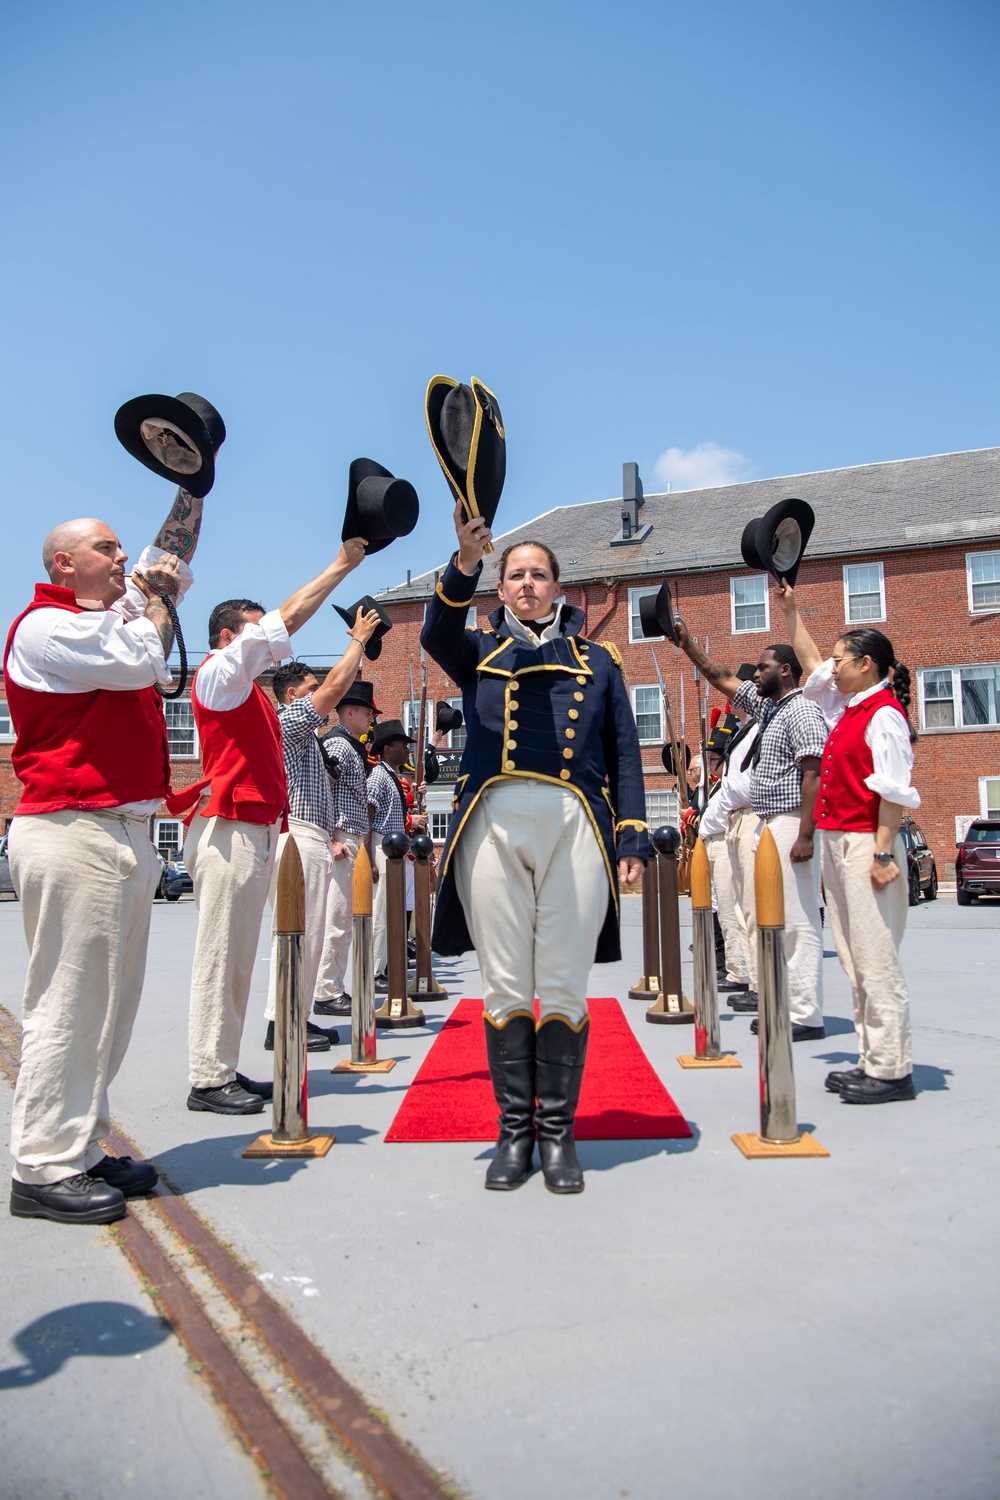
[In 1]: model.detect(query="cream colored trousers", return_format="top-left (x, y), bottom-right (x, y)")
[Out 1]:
top-left (8, 810), bottom-right (160, 1184)
top-left (726, 807), bottom-right (757, 991)
top-left (750, 811), bottom-right (824, 1029)
top-left (821, 830), bottom-right (911, 1078)
top-left (185, 814), bottom-right (281, 1088)
top-left (453, 779), bottom-right (610, 1025)
top-left (264, 818), bottom-right (334, 1023)
top-left (704, 832), bottom-right (748, 983)
top-left (313, 830), bottom-right (363, 1002)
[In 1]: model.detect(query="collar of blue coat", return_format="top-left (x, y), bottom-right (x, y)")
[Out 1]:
top-left (475, 630), bottom-right (595, 679)
top-left (486, 600), bottom-right (585, 638)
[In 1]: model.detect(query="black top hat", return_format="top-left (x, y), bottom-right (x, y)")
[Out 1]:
top-left (114, 391), bottom-right (226, 498)
top-left (425, 376), bottom-right (506, 538)
top-left (343, 459), bottom-right (419, 556)
top-left (740, 498), bottom-right (815, 587)
top-left (332, 595), bottom-right (392, 661)
top-left (435, 700), bottom-right (463, 734)
top-left (336, 679), bottom-right (380, 713)
top-left (637, 583), bottom-right (680, 646)
top-left (372, 718), bottom-right (413, 753)
top-left (661, 740), bottom-right (692, 775)
top-left (737, 662), bottom-right (758, 682)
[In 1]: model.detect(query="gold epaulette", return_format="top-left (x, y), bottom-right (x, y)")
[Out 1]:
top-left (596, 639), bottom-right (625, 673)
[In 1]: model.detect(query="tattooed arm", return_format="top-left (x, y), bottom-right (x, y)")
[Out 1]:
top-left (153, 486), bottom-right (204, 563)
top-left (673, 615), bottom-right (743, 700)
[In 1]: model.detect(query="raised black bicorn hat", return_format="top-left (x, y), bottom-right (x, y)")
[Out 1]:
top-left (435, 700), bottom-right (463, 734)
top-left (661, 740), bottom-right (692, 776)
top-left (333, 595), bottom-right (392, 661)
top-left (740, 498), bottom-right (815, 587)
top-left (343, 459), bottom-right (419, 556)
top-left (425, 376), bottom-right (506, 549)
top-left (637, 582), bottom-right (680, 646)
top-left (115, 391), bottom-right (226, 497)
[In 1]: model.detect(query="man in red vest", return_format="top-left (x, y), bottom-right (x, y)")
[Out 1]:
top-left (4, 494), bottom-right (199, 1224)
top-left (171, 538), bottom-right (369, 1115)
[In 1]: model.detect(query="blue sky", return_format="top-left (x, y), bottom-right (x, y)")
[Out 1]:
top-left (2, 1), bottom-right (997, 661)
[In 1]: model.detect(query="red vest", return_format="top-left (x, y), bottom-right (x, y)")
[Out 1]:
top-left (166, 665), bottom-right (287, 826)
top-left (3, 585), bottom-right (171, 815)
top-left (816, 688), bottom-right (907, 833)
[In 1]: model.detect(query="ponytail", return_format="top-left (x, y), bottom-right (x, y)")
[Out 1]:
top-left (842, 627), bottom-right (916, 741)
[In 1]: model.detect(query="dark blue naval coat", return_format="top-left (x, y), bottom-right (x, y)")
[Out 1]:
top-left (421, 556), bottom-right (650, 963)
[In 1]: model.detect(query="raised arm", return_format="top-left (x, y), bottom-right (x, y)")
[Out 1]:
top-left (673, 615), bottom-right (743, 701)
top-left (279, 538), bottom-right (368, 637)
top-left (777, 583), bottom-right (823, 677)
top-left (153, 486), bottom-right (204, 563)
top-left (420, 504), bottom-right (487, 688)
top-left (311, 606), bottom-right (380, 718)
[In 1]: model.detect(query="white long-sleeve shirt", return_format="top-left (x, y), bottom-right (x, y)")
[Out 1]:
top-left (192, 609), bottom-right (292, 712)
top-left (698, 722), bottom-right (760, 837)
top-left (803, 659), bottom-right (920, 811)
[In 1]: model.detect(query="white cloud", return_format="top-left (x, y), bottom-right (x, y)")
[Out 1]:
top-left (652, 442), bottom-right (753, 492)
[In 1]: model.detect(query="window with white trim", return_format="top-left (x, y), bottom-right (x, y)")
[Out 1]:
top-left (404, 697), bottom-right (466, 752)
top-left (843, 562), bottom-right (885, 623)
top-left (631, 685), bottom-right (663, 743)
top-left (430, 811), bottom-right (451, 841)
top-left (155, 819), bottom-right (183, 858)
top-left (980, 777), bottom-right (1000, 818)
top-left (918, 665), bottom-right (1000, 731)
top-left (466, 605), bottom-right (478, 629)
top-left (0, 700), bottom-right (12, 742)
top-left (730, 575), bottom-right (769, 634)
top-left (164, 699), bottom-right (198, 758)
top-left (967, 551), bottom-right (1000, 613)
top-left (645, 789), bottom-right (680, 830)
top-left (628, 587), bottom-right (662, 643)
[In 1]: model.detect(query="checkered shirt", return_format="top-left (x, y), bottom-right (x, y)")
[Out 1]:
top-left (319, 728), bottom-right (371, 837)
top-left (367, 760), bottom-right (408, 837)
top-left (734, 680), bottom-right (828, 818)
top-left (278, 695), bottom-right (337, 834)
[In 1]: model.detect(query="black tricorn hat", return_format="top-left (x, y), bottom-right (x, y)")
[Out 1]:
top-left (435, 700), bottom-right (463, 734)
top-left (740, 498), bottom-right (815, 587)
top-left (425, 376), bottom-right (506, 543)
top-left (343, 458), bottom-right (419, 556)
top-left (114, 391), bottom-right (226, 497)
top-left (336, 678), bottom-right (381, 713)
top-left (333, 595), bottom-right (392, 661)
top-left (371, 718), bottom-right (414, 753)
top-left (637, 583), bottom-right (680, 646)
top-left (661, 740), bottom-right (692, 775)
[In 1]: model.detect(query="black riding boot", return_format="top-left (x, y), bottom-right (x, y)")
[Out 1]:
top-left (483, 1011), bottom-right (537, 1190)
top-left (535, 1013), bottom-right (589, 1195)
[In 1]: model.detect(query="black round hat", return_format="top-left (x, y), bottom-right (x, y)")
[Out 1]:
top-left (740, 498), bottom-right (815, 587)
top-left (637, 582), bottom-right (680, 645)
top-left (114, 391), bottom-right (225, 497)
top-left (343, 459), bottom-right (419, 556)
top-left (435, 700), bottom-right (463, 734)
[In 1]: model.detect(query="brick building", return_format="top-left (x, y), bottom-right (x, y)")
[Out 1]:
top-left (3, 446), bottom-right (999, 878)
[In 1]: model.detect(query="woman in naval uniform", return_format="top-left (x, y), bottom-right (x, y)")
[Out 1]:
top-left (421, 505), bottom-right (648, 1194)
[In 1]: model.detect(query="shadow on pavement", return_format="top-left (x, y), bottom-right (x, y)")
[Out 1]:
top-left (0, 1302), bottom-right (170, 1389)
top-left (151, 1126), bottom-right (374, 1191)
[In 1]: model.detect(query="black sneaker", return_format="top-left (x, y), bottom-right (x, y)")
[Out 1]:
top-left (264, 1021), bottom-right (337, 1052)
top-left (236, 1072), bottom-right (274, 1101)
top-left (187, 1081), bottom-right (265, 1114)
top-left (10, 1173), bottom-right (127, 1224)
top-left (88, 1154), bottom-right (159, 1198)
top-left (314, 993), bottom-right (352, 1017)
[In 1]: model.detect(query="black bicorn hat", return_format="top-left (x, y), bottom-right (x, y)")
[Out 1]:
top-left (425, 376), bottom-right (506, 542)
top-left (335, 678), bottom-right (381, 713)
top-left (343, 458), bottom-right (419, 556)
top-left (435, 700), bottom-right (463, 734)
top-left (740, 498), bottom-right (815, 587)
top-left (371, 717), bottom-right (414, 753)
top-left (637, 582), bottom-right (680, 646)
top-left (661, 740), bottom-right (692, 775)
top-left (332, 595), bottom-right (392, 661)
top-left (114, 391), bottom-right (226, 497)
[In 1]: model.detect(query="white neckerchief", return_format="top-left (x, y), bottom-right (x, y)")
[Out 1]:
top-left (505, 609), bottom-right (563, 647)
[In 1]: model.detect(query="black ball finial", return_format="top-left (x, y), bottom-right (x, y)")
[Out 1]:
top-left (409, 833), bottom-right (434, 860)
top-left (651, 824), bottom-right (682, 856)
top-left (382, 832), bottom-right (411, 860)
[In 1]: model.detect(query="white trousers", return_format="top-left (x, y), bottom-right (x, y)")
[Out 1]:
top-left (726, 808), bottom-right (757, 990)
top-left (373, 844), bottom-right (415, 975)
top-left (821, 830), bottom-right (911, 1078)
top-left (313, 830), bottom-right (363, 1001)
top-left (185, 814), bottom-right (281, 1087)
top-left (264, 818), bottom-right (335, 1023)
top-left (750, 811), bottom-right (824, 1028)
top-left (704, 833), bottom-right (748, 982)
top-left (8, 810), bottom-right (160, 1184)
top-left (453, 779), bottom-right (610, 1025)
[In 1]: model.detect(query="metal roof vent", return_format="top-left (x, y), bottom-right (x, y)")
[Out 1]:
top-left (610, 461), bottom-right (652, 547)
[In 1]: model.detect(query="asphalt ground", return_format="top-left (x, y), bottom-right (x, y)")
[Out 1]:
top-left (1, 886), bottom-right (998, 1500)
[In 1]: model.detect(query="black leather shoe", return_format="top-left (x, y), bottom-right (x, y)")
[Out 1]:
top-left (717, 978), bottom-right (750, 993)
top-left (313, 994), bottom-right (352, 1017)
top-left (374, 973), bottom-right (389, 993)
top-left (840, 1074), bottom-right (916, 1104)
top-left (10, 1173), bottom-right (126, 1224)
top-left (265, 1021), bottom-right (337, 1052)
top-left (825, 1066), bottom-right (865, 1094)
top-left (88, 1154), bottom-right (158, 1198)
top-left (730, 992), bottom-right (759, 1012)
top-left (535, 1014), bottom-right (589, 1194)
top-left (483, 1012), bottom-right (537, 1190)
top-left (750, 1019), bottom-right (826, 1041)
top-left (187, 1081), bottom-right (265, 1114)
top-left (236, 1073), bottom-right (273, 1101)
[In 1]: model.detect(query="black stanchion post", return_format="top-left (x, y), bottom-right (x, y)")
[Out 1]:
top-left (645, 825), bottom-right (694, 1025)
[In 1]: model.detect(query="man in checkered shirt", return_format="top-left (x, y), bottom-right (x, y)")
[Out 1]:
top-left (675, 621), bottom-right (829, 1039)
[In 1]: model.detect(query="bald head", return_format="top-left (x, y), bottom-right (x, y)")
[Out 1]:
top-left (42, 519), bottom-right (129, 606)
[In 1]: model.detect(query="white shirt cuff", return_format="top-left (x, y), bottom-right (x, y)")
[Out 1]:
top-left (259, 608), bottom-right (293, 663)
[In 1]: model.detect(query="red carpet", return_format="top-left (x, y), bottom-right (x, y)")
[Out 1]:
top-left (384, 998), bottom-right (692, 1142)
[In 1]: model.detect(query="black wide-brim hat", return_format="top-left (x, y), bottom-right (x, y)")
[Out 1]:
top-left (371, 718), bottom-right (414, 753)
top-left (343, 459), bottom-right (419, 556)
top-left (336, 678), bottom-right (380, 713)
top-left (637, 582), bottom-right (680, 646)
top-left (333, 595), bottom-right (392, 661)
top-left (114, 391), bottom-right (226, 498)
top-left (425, 376), bottom-right (506, 550)
top-left (740, 498), bottom-right (815, 587)
top-left (435, 700), bottom-right (463, 734)
top-left (661, 740), bottom-right (692, 775)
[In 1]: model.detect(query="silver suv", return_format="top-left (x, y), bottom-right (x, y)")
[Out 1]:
top-left (0, 834), bottom-right (17, 900)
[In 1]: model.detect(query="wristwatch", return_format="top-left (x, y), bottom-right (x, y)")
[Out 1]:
top-left (873, 851), bottom-right (895, 864)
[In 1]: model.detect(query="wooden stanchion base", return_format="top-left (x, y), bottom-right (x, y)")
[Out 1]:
top-left (242, 1133), bottom-right (336, 1159)
top-left (628, 976), bottom-right (660, 999)
top-left (731, 1131), bottom-right (829, 1159)
top-left (331, 1058), bottom-right (397, 1074)
top-left (677, 1053), bottom-right (742, 1069)
top-left (645, 992), bottom-right (694, 1025)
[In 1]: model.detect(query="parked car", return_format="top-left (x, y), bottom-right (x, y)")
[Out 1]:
top-left (0, 834), bottom-right (16, 900)
top-left (900, 816), bottom-right (938, 906)
top-left (955, 820), bottom-right (1000, 906)
top-left (159, 854), bottom-right (193, 902)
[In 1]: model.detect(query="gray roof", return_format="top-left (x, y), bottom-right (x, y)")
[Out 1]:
top-left (379, 447), bottom-right (1000, 602)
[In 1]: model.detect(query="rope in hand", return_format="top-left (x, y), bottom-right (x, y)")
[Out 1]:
top-left (143, 575), bottom-right (188, 700)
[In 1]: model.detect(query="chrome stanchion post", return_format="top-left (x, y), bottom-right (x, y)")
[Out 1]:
top-left (628, 856), bottom-right (661, 998)
top-left (332, 844), bottom-right (396, 1074)
top-left (646, 825), bottom-right (694, 1025)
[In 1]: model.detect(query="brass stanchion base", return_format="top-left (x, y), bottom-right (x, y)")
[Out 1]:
top-left (242, 1133), bottom-right (336, 1159)
top-left (645, 992), bottom-right (694, 1025)
top-left (331, 1058), bottom-right (397, 1074)
top-left (628, 975), bottom-right (660, 999)
top-left (677, 1053), bottom-right (742, 1069)
top-left (375, 994), bottom-right (426, 1029)
top-left (407, 976), bottom-right (448, 1000)
top-left (731, 1131), bottom-right (829, 1159)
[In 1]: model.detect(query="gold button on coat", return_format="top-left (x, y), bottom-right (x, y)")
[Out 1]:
top-left (573, 691), bottom-right (584, 702)
top-left (504, 759), bottom-right (515, 771)
top-left (563, 748), bottom-right (574, 760)
top-left (509, 680), bottom-right (520, 690)
top-left (568, 709), bottom-right (579, 719)
top-left (565, 728), bottom-right (576, 739)
top-left (576, 676), bottom-right (586, 685)
top-left (559, 769), bottom-right (571, 780)
top-left (509, 699), bottom-right (519, 710)
top-left (508, 720), bottom-right (518, 731)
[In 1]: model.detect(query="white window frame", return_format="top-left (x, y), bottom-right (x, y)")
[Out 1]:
top-left (628, 587), bottom-right (663, 643)
top-left (979, 776), bottom-right (1000, 818)
top-left (0, 699), bottom-right (13, 743)
top-left (730, 575), bottom-right (770, 635)
top-left (645, 788), bottom-right (680, 830)
top-left (404, 697), bottom-right (466, 751)
top-left (631, 684), bottom-right (663, 744)
top-left (155, 819), bottom-right (183, 857)
top-left (842, 561), bottom-right (886, 624)
top-left (966, 550), bottom-right (1000, 614)
top-left (466, 605), bottom-right (478, 630)
top-left (164, 698), bottom-right (199, 760)
top-left (430, 810), bottom-right (451, 841)
top-left (917, 663), bottom-right (1000, 732)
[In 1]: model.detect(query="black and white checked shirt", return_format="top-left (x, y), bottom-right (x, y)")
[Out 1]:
top-left (319, 727), bottom-right (371, 837)
top-left (278, 696), bottom-right (338, 835)
top-left (367, 761), bottom-right (408, 837)
top-left (734, 680), bottom-right (828, 819)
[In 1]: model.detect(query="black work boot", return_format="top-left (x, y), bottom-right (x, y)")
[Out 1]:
top-left (535, 1013), bottom-right (589, 1195)
top-left (483, 1011), bottom-right (537, 1190)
